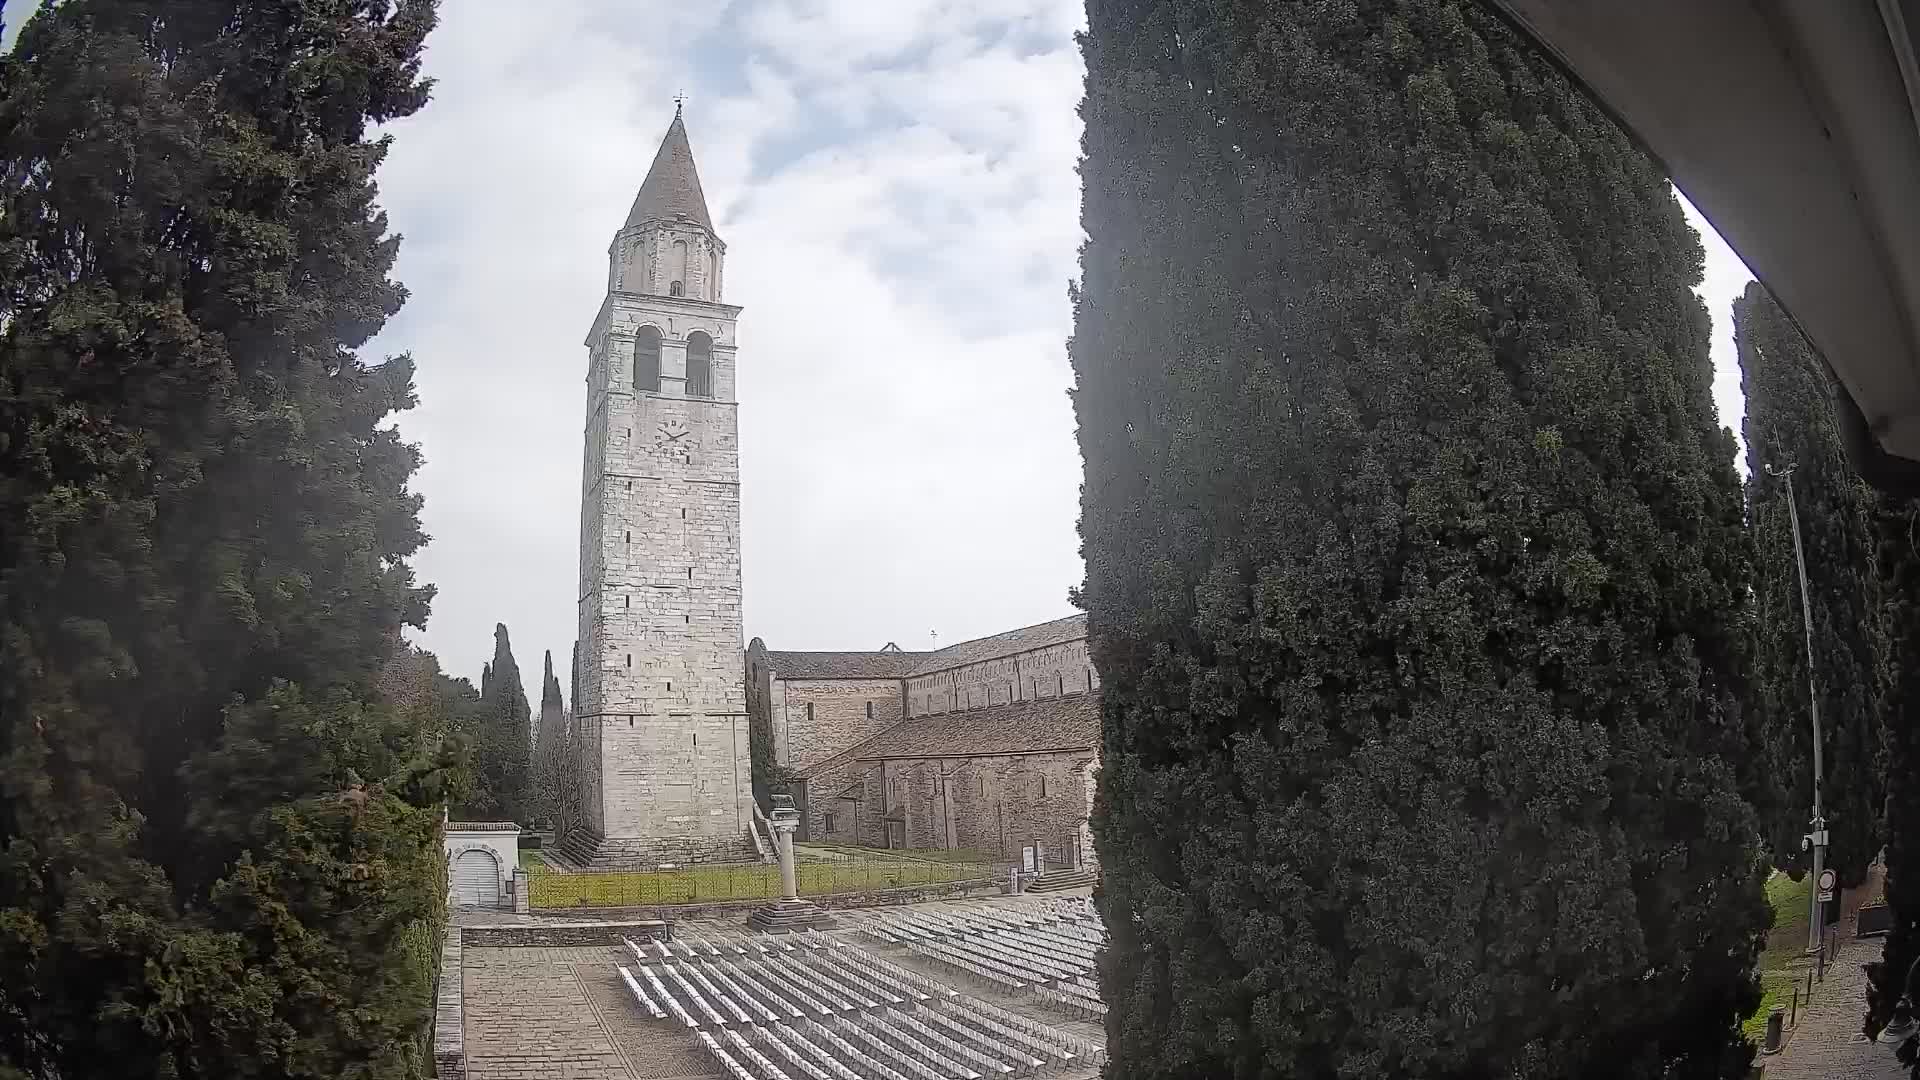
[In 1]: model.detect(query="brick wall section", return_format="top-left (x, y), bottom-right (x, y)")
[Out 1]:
top-left (433, 924), bottom-right (464, 1080)
top-left (905, 637), bottom-right (1099, 717)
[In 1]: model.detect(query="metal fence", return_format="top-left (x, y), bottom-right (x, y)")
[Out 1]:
top-left (527, 854), bottom-right (998, 909)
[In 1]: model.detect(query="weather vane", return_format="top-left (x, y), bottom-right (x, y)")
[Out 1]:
top-left (673, 90), bottom-right (688, 117)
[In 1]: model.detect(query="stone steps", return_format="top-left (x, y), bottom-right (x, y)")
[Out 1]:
top-left (1024, 868), bottom-right (1097, 894)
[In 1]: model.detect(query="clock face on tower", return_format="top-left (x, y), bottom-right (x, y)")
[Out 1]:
top-left (652, 416), bottom-right (693, 463)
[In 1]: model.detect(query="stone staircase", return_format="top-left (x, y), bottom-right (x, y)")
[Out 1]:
top-left (1023, 867), bottom-right (1097, 893)
top-left (551, 828), bottom-right (760, 871)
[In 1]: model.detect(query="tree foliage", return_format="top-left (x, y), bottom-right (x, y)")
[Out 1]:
top-left (1735, 283), bottom-right (1885, 885)
top-left (457, 623), bottom-right (530, 822)
top-left (1071, 1), bottom-right (1765, 1076)
top-left (531, 649), bottom-right (569, 828)
top-left (0, 1), bottom-right (449, 1076)
top-left (1868, 503), bottom-right (1920, 1063)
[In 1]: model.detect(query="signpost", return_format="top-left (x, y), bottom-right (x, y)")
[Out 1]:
top-left (1816, 868), bottom-right (1836, 904)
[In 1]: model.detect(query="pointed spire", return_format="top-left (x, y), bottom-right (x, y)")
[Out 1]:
top-left (625, 107), bottom-right (714, 233)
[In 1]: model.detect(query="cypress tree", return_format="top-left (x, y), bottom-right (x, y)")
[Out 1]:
top-left (532, 649), bottom-right (567, 828)
top-left (1072, 2), bottom-right (1765, 1076)
top-left (464, 623), bottom-right (531, 822)
top-left (0, 1), bottom-right (447, 1076)
top-left (1868, 505), bottom-right (1920, 1057)
top-left (1735, 283), bottom-right (1886, 886)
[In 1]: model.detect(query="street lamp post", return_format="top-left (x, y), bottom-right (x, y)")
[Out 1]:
top-left (1766, 461), bottom-right (1829, 957)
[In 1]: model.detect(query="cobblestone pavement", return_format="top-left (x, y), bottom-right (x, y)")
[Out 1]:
top-left (463, 944), bottom-right (720, 1080)
top-left (1762, 936), bottom-right (1905, 1079)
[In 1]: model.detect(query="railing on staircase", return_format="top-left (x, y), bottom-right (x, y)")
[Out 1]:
top-left (748, 800), bottom-right (775, 864)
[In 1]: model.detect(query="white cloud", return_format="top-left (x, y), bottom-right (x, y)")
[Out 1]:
top-left (8, 0), bottom-right (1757, 686)
top-left (373, 0), bottom-right (1088, 680)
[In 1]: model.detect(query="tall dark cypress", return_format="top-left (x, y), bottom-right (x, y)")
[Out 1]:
top-left (532, 649), bottom-right (568, 827)
top-left (1869, 505), bottom-right (1920, 1063)
top-left (1735, 283), bottom-right (1886, 886)
top-left (0, 2), bottom-right (449, 1076)
top-left (466, 623), bottom-right (531, 822)
top-left (1071, 2), bottom-right (1765, 1076)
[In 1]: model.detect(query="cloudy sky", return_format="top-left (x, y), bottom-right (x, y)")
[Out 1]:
top-left (5, 1), bottom-right (1754, 687)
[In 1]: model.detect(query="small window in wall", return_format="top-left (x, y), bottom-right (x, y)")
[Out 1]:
top-left (1040, 775), bottom-right (1049, 798)
top-left (1057, 673), bottom-right (1065, 696)
top-left (670, 280), bottom-right (685, 297)
top-left (979, 776), bottom-right (986, 796)
top-left (806, 702), bottom-right (814, 723)
top-left (624, 595), bottom-right (630, 608)
top-left (866, 701), bottom-right (874, 720)
top-left (625, 654), bottom-right (631, 667)
top-left (824, 812), bottom-right (836, 833)
top-left (666, 679), bottom-right (673, 691)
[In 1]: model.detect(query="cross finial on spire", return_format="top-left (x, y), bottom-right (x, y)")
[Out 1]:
top-left (673, 90), bottom-right (687, 117)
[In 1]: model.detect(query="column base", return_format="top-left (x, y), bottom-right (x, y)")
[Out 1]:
top-left (746, 898), bottom-right (835, 933)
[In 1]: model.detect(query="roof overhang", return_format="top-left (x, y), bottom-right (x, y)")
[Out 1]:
top-left (1481, 0), bottom-right (1920, 495)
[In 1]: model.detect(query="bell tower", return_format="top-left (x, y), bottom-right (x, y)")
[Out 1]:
top-left (569, 105), bottom-right (752, 865)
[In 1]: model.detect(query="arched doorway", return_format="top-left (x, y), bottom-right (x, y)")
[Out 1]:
top-left (452, 849), bottom-right (501, 908)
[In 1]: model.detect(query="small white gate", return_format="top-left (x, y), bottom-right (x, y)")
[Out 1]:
top-left (452, 849), bottom-right (501, 908)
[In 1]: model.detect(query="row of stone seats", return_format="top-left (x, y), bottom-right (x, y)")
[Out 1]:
top-left (913, 1005), bottom-right (1044, 1075)
top-left (895, 1011), bottom-right (1014, 1077)
top-left (615, 965), bottom-right (667, 1020)
top-left (1031, 985), bottom-right (1105, 1021)
top-left (950, 935), bottom-right (1081, 984)
top-left (625, 933), bottom-right (1098, 1079)
top-left (805, 1018), bottom-right (912, 1080)
top-left (940, 995), bottom-right (1106, 1069)
top-left (699, 1030), bottom-right (763, 1080)
top-left (844, 1014), bottom-right (961, 1080)
top-left (906, 939), bottom-right (1029, 991)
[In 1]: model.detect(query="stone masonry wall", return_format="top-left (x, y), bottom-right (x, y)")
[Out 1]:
top-left (772, 678), bottom-right (905, 773)
top-left (905, 638), bottom-right (1099, 718)
top-left (828, 751), bottom-right (1095, 864)
top-left (575, 263), bottom-right (750, 848)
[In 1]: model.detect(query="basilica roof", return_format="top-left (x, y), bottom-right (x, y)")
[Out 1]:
top-left (760, 613), bottom-right (1088, 684)
top-left (847, 691), bottom-right (1100, 762)
top-left (761, 650), bottom-right (923, 680)
top-left (904, 614), bottom-right (1086, 677)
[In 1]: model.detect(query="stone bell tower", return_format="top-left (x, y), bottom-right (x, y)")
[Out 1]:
top-left (566, 104), bottom-right (753, 866)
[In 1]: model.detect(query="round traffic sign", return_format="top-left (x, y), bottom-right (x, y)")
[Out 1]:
top-left (1818, 868), bottom-right (1837, 892)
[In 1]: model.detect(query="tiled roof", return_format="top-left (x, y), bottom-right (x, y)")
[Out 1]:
top-left (447, 822), bottom-right (521, 832)
top-left (845, 692), bottom-right (1100, 762)
top-left (626, 112), bottom-right (714, 232)
top-left (907, 614), bottom-right (1086, 676)
top-left (762, 612), bottom-right (1087, 683)
top-left (763, 650), bottom-right (924, 680)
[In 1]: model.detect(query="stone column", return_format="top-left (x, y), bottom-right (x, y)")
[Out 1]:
top-left (775, 819), bottom-right (799, 900)
top-left (747, 797), bottom-right (831, 933)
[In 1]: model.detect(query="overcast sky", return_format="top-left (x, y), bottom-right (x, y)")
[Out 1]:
top-left (4, 1), bottom-right (1754, 688)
